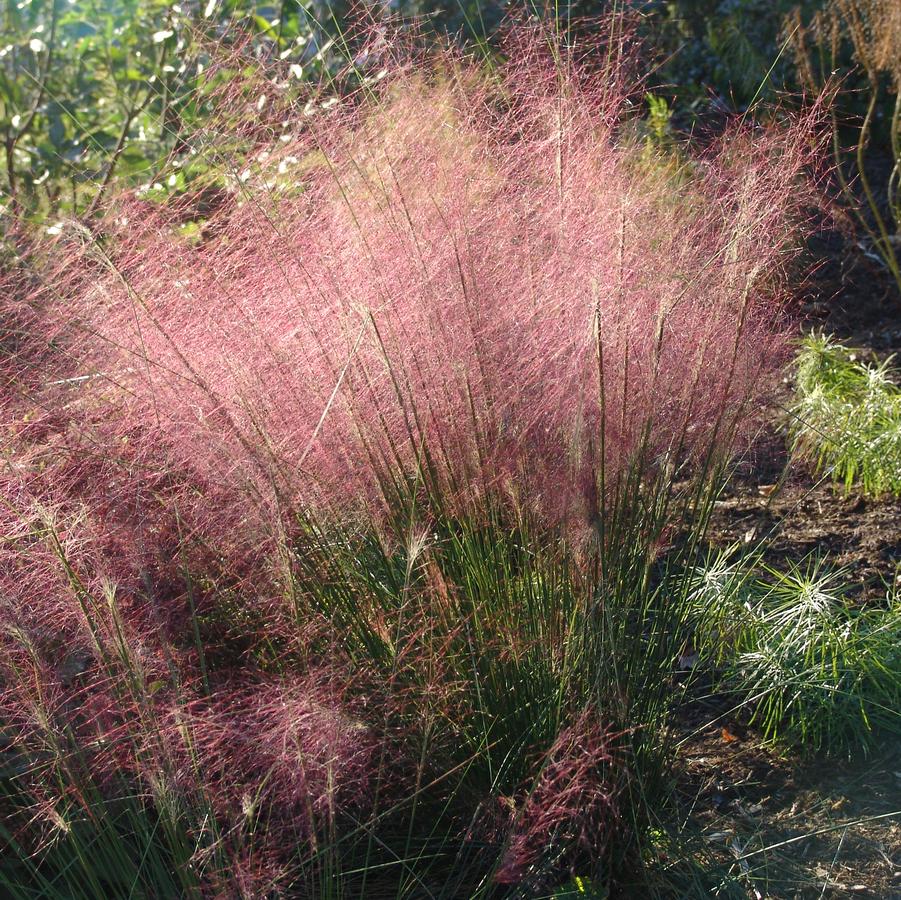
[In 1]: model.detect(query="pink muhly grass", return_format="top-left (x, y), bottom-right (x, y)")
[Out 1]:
top-left (27, 21), bottom-right (825, 546)
top-left (0, 638), bottom-right (387, 865)
top-left (176, 678), bottom-right (382, 835)
top-left (0, 14), bottom-right (830, 894)
top-left (494, 711), bottom-right (625, 887)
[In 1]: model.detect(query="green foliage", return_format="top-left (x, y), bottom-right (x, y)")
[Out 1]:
top-left (551, 875), bottom-right (608, 898)
top-left (0, 0), bottom-right (513, 230)
top-left (287, 459), bottom-right (728, 887)
top-left (0, 0), bottom-right (339, 224)
top-left (690, 550), bottom-right (901, 755)
top-left (644, 92), bottom-right (673, 149)
top-left (790, 333), bottom-right (901, 496)
top-left (0, 0), bottom-right (836, 230)
top-left (643, 0), bottom-right (811, 109)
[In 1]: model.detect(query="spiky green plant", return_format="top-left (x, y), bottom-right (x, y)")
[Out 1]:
top-left (689, 549), bottom-right (901, 755)
top-left (790, 333), bottom-right (901, 495)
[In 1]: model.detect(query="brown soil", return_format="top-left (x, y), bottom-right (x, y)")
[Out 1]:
top-left (676, 718), bottom-right (901, 898)
top-left (711, 443), bottom-right (901, 597)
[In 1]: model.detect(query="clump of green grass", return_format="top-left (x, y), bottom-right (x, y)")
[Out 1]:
top-left (790, 333), bottom-right (901, 496)
top-left (690, 550), bottom-right (901, 756)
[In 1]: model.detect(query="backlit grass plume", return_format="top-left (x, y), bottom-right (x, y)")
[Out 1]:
top-left (28, 20), bottom-right (822, 537)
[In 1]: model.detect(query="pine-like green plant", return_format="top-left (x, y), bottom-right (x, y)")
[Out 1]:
top-left (689, 550), bottom-right (901, 755)
top-left (790, 333), bottom-right (901, 495)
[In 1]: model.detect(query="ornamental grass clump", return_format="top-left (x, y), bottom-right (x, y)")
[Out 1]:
top-left (0, 18), bottom-right (824, 896)
top-left (30, 22), bottom-right (819, 537)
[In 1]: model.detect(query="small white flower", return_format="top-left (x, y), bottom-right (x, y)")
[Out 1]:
top-left (152, 30), bottom-right (173, 44)
top-left (277, 155), bottom-right (297, 174)
top-left (29, 37), bottom-right (46, 53)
